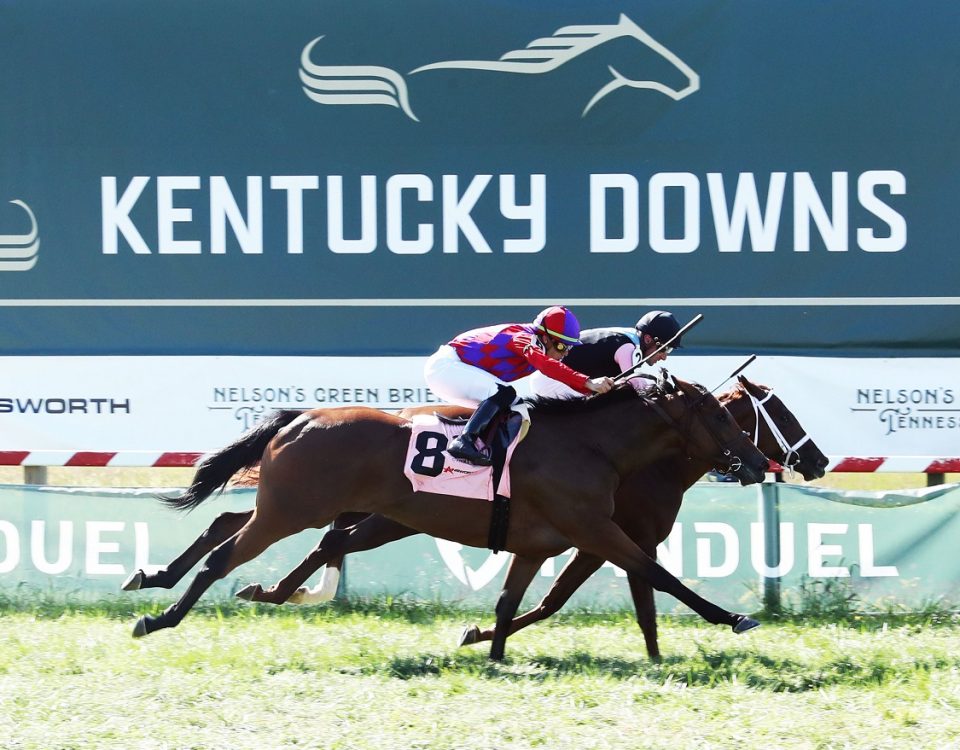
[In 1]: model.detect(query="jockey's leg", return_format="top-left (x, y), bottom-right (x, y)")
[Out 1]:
top-left (528, 370), bottom-right (581, 400)
top-left (447, 384), bottom-right (516, 466)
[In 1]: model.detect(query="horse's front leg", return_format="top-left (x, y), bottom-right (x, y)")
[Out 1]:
top-left (459, 550), bottom-right (603, 650)
top-left (485, 555), bottom-right (543, 661)
top-left (570, 519), bottom-right (758, 634)
top-left (236, 514), bottom-right (417, 604)
top-left (627, 572), bottom-right (661, 661)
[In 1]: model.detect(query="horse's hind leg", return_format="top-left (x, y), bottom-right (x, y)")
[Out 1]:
top-left (121, 510), bottom-right (252, 591)
top-left (236, 514), bottom-right (416, 605)
top-left (132, 511), bottom-right (304, 637)
top-left (627, 573), bottom-right (660, 661)
top-left (460, 552), bottom-right (602, 649)
top-left (287, 512), bottom-right (370, 604)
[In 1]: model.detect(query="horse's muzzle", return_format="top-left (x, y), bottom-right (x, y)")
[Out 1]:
top-left (731, 454), bottom-right (768, 486)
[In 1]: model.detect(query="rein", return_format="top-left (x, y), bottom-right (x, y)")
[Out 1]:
top-left (641, 389), bottom-right (744, 474)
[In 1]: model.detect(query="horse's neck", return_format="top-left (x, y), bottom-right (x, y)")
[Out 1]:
top-left (588, 396), bottom-right (688, 478)
top-left (537, 393), bottom-right (718, 479)
top-left (676, 454), bottom-right (713, 490)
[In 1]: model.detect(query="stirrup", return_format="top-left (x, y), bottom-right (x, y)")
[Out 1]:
top-left (447, 435), bottom-right (492, 466)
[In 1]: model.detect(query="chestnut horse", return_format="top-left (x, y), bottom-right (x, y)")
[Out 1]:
top-left (231, 374), bottom-right (827, 660)
top-left (125, 378), bottom-right (769, 640)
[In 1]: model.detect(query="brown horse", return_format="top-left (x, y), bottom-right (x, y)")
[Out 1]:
top-left (229, 374), bottom-right (827, 660)
top-left (125, 377), bottom-right (770, 640)
top-left (457, 375), bottom-right (828, 660)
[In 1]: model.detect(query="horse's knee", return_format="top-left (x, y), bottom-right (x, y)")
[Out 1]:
top-left (638, 562), bottom-right (673, 593)
top-left (495, 590), bottom-right (511, 612)
top-left (319, 527), bottom-right (352, 555)
top-left (534, 602), bottom-right (559, 621)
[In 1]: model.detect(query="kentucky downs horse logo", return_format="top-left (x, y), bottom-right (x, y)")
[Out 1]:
top-left (299, 14), bottom-right (699, 121)
top-left (0, 200), bottom-right (39, 271)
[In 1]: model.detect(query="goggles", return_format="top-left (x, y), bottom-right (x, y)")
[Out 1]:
top-left (653, 339), bottom-right (675, 355)
top-left (549, 337), bottom-right (575, 353)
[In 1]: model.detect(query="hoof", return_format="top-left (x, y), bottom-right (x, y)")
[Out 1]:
top-left (121, 570), bottom-right (144, 591)
top-left (733, 616), bottom-right (760, 634)
top-left (132, 616), bottom-right (149, 638)
top-left (458, 625), bottom-right (481, 647)
top-left (235, 583), bottom-right (261, 601)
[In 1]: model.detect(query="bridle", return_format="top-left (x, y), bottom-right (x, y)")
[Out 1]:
top-left (640, 385), bottom-right (748, 476)
top-left (742, 385), bottom-right (812, 475)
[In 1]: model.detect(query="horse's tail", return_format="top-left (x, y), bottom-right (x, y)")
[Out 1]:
top-left (158, 409), bottom-right (305, 512)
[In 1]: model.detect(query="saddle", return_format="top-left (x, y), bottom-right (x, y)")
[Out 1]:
top-left (403, 405), bottom-right (529, 552)
top-left (435, 404), bottom-right (528, 465)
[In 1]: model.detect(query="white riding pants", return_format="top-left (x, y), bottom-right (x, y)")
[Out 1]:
top-left (528, 369), bottom-right (581, 399)
top-left (424, 345), bottom-right (511, 408)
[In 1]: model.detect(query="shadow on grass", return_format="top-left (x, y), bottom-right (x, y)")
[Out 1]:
top-left (7, 593), bottom-right (956, 629)
top-left (0, 591), bottom-right (498, 623)
top-left (370, 646), bottom-right (954, 692)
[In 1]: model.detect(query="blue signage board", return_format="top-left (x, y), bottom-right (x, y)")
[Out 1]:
top-left (1, 1), bottom-right (958, 355)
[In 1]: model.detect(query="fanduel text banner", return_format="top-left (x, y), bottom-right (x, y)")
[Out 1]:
top-left (2, 484), bottom-right (957, 611)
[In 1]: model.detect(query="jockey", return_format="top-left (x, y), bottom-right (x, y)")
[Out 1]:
top-left (424, 306), bottom-right (615, 466)
top-left (529, 310), bottom-right (684, 399)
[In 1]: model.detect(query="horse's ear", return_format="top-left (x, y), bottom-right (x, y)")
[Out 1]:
top-left (657, 367), bottom-right (678, 392)
top-left (737, 374), bottom-right (749, 387)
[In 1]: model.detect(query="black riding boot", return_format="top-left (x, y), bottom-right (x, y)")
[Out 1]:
top-left (447, 385), bottom-right (517, 466)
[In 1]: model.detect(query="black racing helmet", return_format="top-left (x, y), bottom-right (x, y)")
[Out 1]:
top-left (635, 310), bottom-right (683, 349)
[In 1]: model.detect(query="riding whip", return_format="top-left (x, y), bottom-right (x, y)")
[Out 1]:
top-left (708, 354), bottom-right (757, 394)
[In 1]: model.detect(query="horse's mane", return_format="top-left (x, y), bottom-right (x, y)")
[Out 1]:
top-left (718, 379), bottom-right (771, 406)
top-left (523, 382), bottom-right (668, 415)
top-left (718, 384), bottom-right (745, 406)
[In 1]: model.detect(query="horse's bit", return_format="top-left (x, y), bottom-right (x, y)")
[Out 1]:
top-left (644, 389), bottom-right (746, 475)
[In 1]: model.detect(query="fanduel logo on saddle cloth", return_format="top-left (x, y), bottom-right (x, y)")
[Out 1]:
top-left (402, 414), bottom-right (521, 500)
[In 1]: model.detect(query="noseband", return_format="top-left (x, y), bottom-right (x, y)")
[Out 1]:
top-left (745, 388), bottom-right (812, 474)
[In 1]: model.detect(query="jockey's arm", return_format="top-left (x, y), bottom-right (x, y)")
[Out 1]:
top-left (510, 333), bottom-right (592, 394)
top-left (614, 341), bottom-right (653, 393)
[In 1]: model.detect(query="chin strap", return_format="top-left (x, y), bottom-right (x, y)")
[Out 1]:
top-left (749, 390), bottom-right (811, 475)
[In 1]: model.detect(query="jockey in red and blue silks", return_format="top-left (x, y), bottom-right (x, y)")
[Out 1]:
top-left (424, 306), bottom-right (614, 466)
